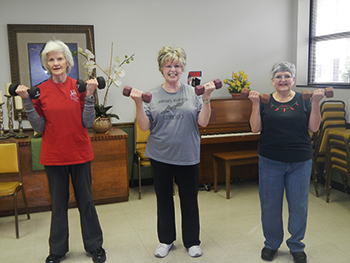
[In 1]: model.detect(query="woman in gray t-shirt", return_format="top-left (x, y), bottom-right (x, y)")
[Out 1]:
top-left (130, 46), bottom-right (215, 258)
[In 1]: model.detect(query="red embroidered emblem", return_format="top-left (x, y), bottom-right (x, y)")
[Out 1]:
top-left (270, 102), bottom-right (299, 112)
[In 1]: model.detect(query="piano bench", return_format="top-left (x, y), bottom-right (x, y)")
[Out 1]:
top-left (213, 150), bottom-right (259, 199)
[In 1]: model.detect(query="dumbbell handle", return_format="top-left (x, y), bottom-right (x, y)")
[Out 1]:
top-left (302, 87), bottom-right (333, 101)
top-left (241, 88), bottom-right (270, 104)
top-left (123, 86), bottom-right (152, 103)
top-left (195, 79), bottom-right (222, 96)
top-left (9, 83), bottom-right (40, 100)
top-left (76, 76), bottom-right (106, 93)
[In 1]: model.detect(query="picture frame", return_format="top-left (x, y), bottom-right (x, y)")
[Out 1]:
top-left (7, 24), bottom-right (95, 118)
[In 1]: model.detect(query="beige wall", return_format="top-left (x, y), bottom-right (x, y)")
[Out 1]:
top-left (1, 0), bottom-right (348, 129)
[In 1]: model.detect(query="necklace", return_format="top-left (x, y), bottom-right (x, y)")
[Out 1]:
top-left (273, 91), bottom-right (295, 102)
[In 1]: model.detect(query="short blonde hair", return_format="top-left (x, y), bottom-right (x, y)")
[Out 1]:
top-left (157, 46), bottom-right (186, 75)
top-left (41, 40), bottom-right (74, 75)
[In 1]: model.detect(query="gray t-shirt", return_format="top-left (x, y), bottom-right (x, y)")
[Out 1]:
top-left (144, 83), bottom-right (203, 165)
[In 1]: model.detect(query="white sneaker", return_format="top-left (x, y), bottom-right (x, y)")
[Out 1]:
top-left (154, 243), bottom-right (173, 258)
top-left (188, 245), bottom-right (202, 257)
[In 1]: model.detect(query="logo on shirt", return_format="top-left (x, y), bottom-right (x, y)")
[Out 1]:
top-left (161, 101), bottom-right (185, 114)
top-left (70, 89), bottom-right (79, 103)
top-left (159, 98), bottom-right (187, 120)
top-left (270, 102), bottom-right (299, 112)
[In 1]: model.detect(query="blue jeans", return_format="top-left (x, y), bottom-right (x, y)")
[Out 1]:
top-left (259, 155), bottom-right (312, 253)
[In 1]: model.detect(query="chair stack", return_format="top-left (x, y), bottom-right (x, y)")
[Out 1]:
top-left (324, 130), bottom-right (350, 203)
top-left (131, 120), bottom-right (151, 199)
top-left (311, 100), bottom-right (346, 197)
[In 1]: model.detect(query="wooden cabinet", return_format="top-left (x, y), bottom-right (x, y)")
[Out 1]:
top-left (0, 128), bottom-right (129, 216)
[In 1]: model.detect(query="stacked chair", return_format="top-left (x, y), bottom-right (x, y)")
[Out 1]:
top-left (311, 100), bottom-right (347, 197)
top-left (324, 130), bottom-right (350, 202)
top-left (130, 119), bottom-right (151, 199)
top-left (310, 100), bottom-right (346, 147)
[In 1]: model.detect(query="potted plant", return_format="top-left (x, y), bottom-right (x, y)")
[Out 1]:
top-left (224, 70), bottom-right (251, 97)
top-left (77, 43), bottom-right (134, 132)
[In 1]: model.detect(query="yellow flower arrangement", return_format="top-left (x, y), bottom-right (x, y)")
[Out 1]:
top-left (224, 71), bottom-right (251, 94)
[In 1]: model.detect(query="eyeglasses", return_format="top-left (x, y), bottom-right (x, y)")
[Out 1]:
top-left (274, 75), bottom-right (293, 80)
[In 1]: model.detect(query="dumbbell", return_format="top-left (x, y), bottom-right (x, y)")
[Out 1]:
top-left (9, 83), bottom-right (41, 100)
top-left (241, 88), bottom-right (270, 104)
top-left (76, 76), bottom-right (106, 93)
top-left (122, 86), bottom-right (152, 103)
top-left (302, 87), bottom-right (333, 101)
top-left (195, 79), bottom-right (222, 95)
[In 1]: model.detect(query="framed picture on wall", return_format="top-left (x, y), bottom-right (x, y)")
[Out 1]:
top-left (7, 24), bottom-right (95, 118)
top-left (27, 42), bottom-right (79, 87)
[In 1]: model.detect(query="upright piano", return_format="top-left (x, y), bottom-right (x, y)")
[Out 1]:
top-left (199, 97), bottom-right (260, 184)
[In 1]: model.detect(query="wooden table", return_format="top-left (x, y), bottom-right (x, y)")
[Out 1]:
top-left (0, 128), bottom-right (129, 216)
top-left (213, 150), bottom-right (258, 199)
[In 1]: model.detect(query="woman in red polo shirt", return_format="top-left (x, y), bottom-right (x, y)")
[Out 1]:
top-left (15, 40), bottom-right (106, 263)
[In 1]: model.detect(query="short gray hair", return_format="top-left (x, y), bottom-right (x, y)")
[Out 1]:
top-left (271, 61), bottom-right (296, 79)
top-left (41, 40), bottom-right (74, 75)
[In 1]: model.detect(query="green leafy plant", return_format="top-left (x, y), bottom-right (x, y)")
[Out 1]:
top-left (94, 105), bottom-right (119, 120)
top-left (77, 43), bottom-right (134, 120)
top-left (224, 71), bottom-right (251, 94)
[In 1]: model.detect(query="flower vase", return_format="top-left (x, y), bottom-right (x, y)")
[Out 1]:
top-left (91, 117), bottom-right (112, 133)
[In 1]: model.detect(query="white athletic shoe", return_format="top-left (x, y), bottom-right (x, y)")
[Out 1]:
top-left (154, 243), bottom-right (173, 258)
top-left (188, 245), bottom-right (202, 257)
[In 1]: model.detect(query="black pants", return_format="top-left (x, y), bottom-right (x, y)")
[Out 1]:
top-left (45, 162), bottom-right (103, 256)
top-left (151, 159), bottom-right (200, 248)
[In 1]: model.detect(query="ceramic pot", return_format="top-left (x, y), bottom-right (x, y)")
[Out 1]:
top-left (230, 93), bottom-right (241, 98)
top-left (91, 117), bottom-right (112, 133)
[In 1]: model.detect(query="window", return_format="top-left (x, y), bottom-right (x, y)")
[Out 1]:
top-left (309, 0), bottom-right (350, 86)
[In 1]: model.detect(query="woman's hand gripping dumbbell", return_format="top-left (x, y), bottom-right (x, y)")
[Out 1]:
top-left (123, 86), bottom-right (152, 103)
top-left (302, 87), bottom-right (333, 101)
top-left (194, 79), bottom-right (222, 95)
top-left (241, 88), bottom-right (270, 104)
top-left (9, 83), bottom-right (41, 100)
top-left (76, 76), bottom-right (106, 93)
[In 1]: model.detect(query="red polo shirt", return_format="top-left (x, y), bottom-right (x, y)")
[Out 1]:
top-left (34, 77), bottom-right (94, 165)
